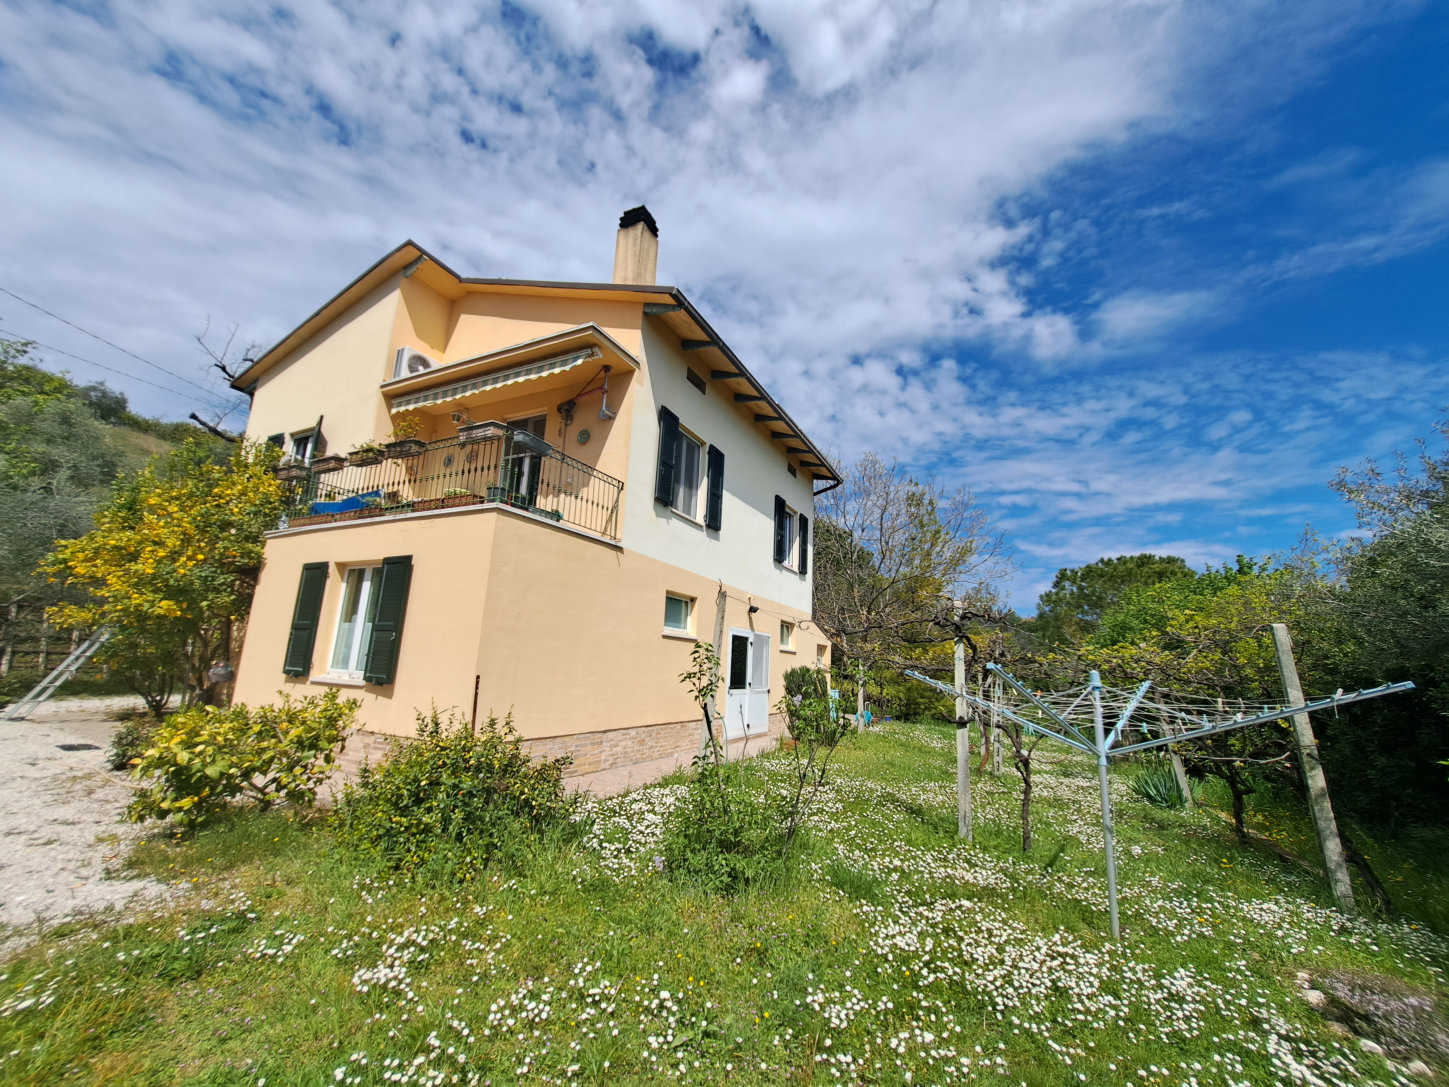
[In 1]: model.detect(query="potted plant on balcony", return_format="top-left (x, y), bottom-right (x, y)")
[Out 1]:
top-left (383, 414), bottom-right (428, 460)
top-left (273, 458), bottom-right (310, 482)
top-left (348, 441), bottom-right (385, 467)
top-left (511, 429), bottom-right (552, 455)
top-left (458, 420), bottom-right (507, 444)
top-left (310, 452), bottom-right (347, 474)
top-left (415, 487), bottom-right (477, 512)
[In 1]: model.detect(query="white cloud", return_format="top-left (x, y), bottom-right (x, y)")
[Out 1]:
top-left (0, 0), bottom-right (1441, 610)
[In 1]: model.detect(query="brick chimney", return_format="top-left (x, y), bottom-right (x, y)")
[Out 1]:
top-left (612, 205), bottom-right (658, 285)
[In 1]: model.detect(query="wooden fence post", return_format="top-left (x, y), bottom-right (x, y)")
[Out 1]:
top-left (954, 629), bottom-right (972, 843)
top-left (1271, 623), bottom-right (1355, 914)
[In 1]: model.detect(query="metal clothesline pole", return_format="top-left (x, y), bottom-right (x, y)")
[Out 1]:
top-left (903, 666), bottom-right (1415, 940)
top-left (1090, 670), bottom-right (1121, 941)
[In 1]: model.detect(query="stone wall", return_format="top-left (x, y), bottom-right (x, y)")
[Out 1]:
top-left (325, 711), bottom-right (788, 796)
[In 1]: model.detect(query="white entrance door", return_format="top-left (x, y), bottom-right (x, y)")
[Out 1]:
top-left (725, 628), bottom-right (772, 739)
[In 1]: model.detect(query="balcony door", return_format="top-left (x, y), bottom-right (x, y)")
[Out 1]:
top-left (505, 414), bottom-right (548, 505)
top-left (725, 628), bottom-right (771, 739)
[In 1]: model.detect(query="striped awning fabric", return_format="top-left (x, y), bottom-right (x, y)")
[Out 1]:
top-left (388, 348), bottom-right (599, 412)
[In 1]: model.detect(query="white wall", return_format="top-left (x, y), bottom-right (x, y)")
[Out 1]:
top-left (621, 320), bottom-right (817, 614)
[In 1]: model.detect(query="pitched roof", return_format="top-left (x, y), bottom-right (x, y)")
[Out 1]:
top-left (231, 242), bottom-right (839, 486)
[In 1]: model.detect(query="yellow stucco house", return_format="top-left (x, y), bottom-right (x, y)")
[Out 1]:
top-left (229, 207), bottom-right (839, 780)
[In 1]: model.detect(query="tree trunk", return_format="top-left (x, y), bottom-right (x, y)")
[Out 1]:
top-left (1017, 756), bottom-right (1033, 852)
top-left (1225, 767), bottom-right (1252, 841)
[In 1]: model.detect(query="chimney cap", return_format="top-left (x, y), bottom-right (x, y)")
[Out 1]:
top-left (619, 205), bottom-right (658, 237)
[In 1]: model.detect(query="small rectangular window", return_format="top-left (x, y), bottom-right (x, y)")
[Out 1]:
top-left (816, 644), bottom-right (827, 665)
top-left (686, 369), bottom-right (706, 394)
top-left (780, 621), bottom-right (794, 649)
top-left (787, 463), bottom-right (797, 478)
top-left (664, 593), bottom-right (693, 632)
top-left (291, 432), bottom-right (313, 463)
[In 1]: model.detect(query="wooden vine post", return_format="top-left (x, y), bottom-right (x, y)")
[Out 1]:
top-left (1271, 623), bottom-right (1355, 914)
top-left (954, 618), bottom-right (973, 843)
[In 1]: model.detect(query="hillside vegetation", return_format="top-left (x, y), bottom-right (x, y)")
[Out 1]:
top-left (2, 718), bottom-right (1444, 1086)
top-left (0, 337), bottom-right (217, 698)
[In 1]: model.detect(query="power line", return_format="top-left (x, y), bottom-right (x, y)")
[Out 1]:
top-left (8, 334), bottom-right (217, 408)
top-left (0, 285), bottom-right (217, 396)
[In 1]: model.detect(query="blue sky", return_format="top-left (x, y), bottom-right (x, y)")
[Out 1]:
top-left (1, 0), bottom-right (1446, 609)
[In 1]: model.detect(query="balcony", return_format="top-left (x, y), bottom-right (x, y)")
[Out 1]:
top-left (275, 424), bottom-right (623, 540)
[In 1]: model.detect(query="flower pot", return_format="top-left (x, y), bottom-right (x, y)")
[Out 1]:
top-left (310, 454), bottom-right (347, 474)
top-left (458, 421), bottom-right (507, 444)
top-left (511, 431), bottom-right (552, 455)
top-left (274, 463), bottom-right (309, 482)
top-left (414, 494), bottom-right (475, 512)
top-left (383, 439), bottom-right (428, 460)
top-left (348, 451), bottom-right (382, 467)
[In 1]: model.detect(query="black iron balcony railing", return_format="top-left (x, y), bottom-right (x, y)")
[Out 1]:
top-left (277, 424), bottom-right (623, 540)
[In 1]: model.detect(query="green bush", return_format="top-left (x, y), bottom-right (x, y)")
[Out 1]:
top-left (660, 761), bottom-right (784, 893)
top-left (127, 689), bottom-right (355, 828)
top-left (107, 711), bottom-right (159, 772)
top-left (1129, 760), bottom-right (1198, 809)
top-left (784, 665), bottom-right (829, 702)
top-left (332, 708), bottom-right (577, 881)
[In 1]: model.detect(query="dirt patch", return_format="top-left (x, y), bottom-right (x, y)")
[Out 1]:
top-left (0, 698), bottom-right (172, 947)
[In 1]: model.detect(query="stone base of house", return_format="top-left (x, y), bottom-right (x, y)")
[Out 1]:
top-left (325, 712), bottom-right (788, 798)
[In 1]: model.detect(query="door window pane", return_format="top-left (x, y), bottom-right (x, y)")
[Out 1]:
top-left (673, 432), bottom-right (702, 517)
top-left (751, 635), bottom-right (769, 690)
top-left (330, 567), bottom-right (380, 674)
top-left (729, 634), bottom-right (750, 689)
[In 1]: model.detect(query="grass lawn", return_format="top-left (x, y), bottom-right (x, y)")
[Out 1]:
top-left (1, 717), bottom-right (1444, 1085)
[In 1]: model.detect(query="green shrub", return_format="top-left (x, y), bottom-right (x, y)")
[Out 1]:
top-left (107, 711), bottom-right (159, 772)
top-left (1130, 760), bottom-right (1198, 809)
top-left (783, 665), bottom-right (829, 702)
top-left (126, 689), bottom-right (355, 828)
top-left (660, 761), bottom-right (784, 893)
top-left (332, 708), bottom-right (577, 881)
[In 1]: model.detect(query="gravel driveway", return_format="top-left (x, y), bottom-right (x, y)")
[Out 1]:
top-left (1, 697), bottom-right (171, 940)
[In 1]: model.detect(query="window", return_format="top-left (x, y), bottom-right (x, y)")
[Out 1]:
top-left (816, 644), bottom-right (827, 665)
top-left (663, 593), bottom-right (693, 632)
top-left (774, 497), bottom-right (810, 573)
top-left (282, 556), bottom-right (412, 685)
top-left (656, 406), bottom-right (724, 529)
top-left (330, 567), bottom-right (382, 677)
top-left (774, 496), bottom-right (797, 567)
top-left (686, 369), bottom-right (706, 394)
top-left (673, 430), bottom-right (703, 517)
top-left (290, 432), bottom-right (313, 463)
top-left (780, 621), bottom-right (794, 650)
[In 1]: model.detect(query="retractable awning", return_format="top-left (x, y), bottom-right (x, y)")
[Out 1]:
top-left (388, 348), bottom-right (600, 412)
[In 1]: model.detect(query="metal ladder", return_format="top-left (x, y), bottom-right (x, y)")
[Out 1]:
top-left (0, 628), bottom-right (112, 721)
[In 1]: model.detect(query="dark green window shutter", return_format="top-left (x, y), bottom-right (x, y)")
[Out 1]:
top-left (773, 495), bottom-right (788, 563)
top-left (798, 513), bottom-right (809, 575)
top-left (655, 406), bottom-right (679, 505)
top-left (705, 445), bottom-right (725, 530)
top-left (266, 433), bottom-right (285, 449)
top-left (363, 555), bottom-right (413, 685)
top-left (282, 562), bottom-right (329, 676)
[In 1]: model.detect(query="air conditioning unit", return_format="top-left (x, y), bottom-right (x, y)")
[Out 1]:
top-left (393, 346), bottom-right (441, 378)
